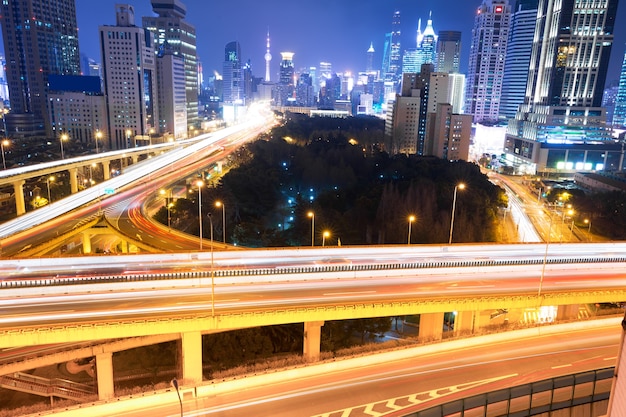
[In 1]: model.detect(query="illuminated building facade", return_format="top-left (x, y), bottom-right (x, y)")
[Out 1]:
top-left (100, 4), bottom-right (159, 149)
top-left (503, 0), bottom-right (621, 175)
top-left (465, 0), bottom-right (511, 123)
top-left (222, 41), bottom-right (242, 104)
top-left (143, 0), bottom-right (199, 130)
top-left (435, 31), bottom-right (462, 74)
top-left (0, 0), bottom-right (81, 138)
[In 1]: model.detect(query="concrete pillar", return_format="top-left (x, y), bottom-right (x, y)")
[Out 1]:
top-left (181, 331), bottom-right (202, 385)
top-left (131, 155), bottom-right (138, 164)
top-left (473, 310), bottom-right (492, 331)
top-left (95, 352), bottom-right (114, 400)
top-left (82, 231), bottom-right (92, 254)
top-left (69, 168), bottom-right (79, 194)
top-left (303, 321), bottom-right (324, 362)
top-left (120, 240), bottom-right (128, 253)
top-left (557, 304), bottom-right (580, 321)
top-left (419, 312), bottom-right (444, 341)
top-left (102, 160), bottom-right (111, 180)
top-left (12, 180), bottom-right (25, 216)
top-left (454, 311), bottom-right (475, 335)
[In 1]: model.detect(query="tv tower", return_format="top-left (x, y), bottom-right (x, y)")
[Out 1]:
top-left (264, 29), bottom-right (272, 82)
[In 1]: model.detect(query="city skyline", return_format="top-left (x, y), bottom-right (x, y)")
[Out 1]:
top-left (73, 0), bottom-right (626, 84)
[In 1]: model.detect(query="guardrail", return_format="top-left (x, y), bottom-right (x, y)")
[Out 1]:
top-left (3, 253), bottom-right (626, 289)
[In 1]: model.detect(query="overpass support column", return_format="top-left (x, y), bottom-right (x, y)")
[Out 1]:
top-left (12, 180), bottom-right (25, 216)
top-left (69, 168), bottom-right (79, 194)
top-left (82, 231), bottom-right (92, 254)
top-left (102, 160), bottom-right (111, 180)
top-left (454, 311), bottom-right (475, 335)
top-left (419, 313), bottom-right (444, 341)
top-left (557, 304), bottom-right (579, 321)
top-left (181, 331), bottom-right (203, 385)
top-left (131, 155), bottom-right (138, 164)
top-left (95, 352), bottom-right (114, 400)
top-left (303, 321), bottom-right (324, 362)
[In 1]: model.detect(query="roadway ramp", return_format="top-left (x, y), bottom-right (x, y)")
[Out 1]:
top-left (0, 372), bottom-right (94, 401)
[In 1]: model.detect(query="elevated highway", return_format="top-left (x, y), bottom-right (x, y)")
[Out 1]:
top-left (1, 241), bottom-right (625, 400)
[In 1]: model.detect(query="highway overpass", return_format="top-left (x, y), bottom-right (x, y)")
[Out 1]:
top-left (2, 242), bottom-right (625, 400)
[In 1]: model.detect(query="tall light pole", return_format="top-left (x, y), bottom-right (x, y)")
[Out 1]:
top-left (208, 213), bottom-right (215, 315)
top-left (197, 180), bottom-right (204, 250)
top-left (126, 129), bottom-right (132, 147)
top-left (46, 176), bottom-right (55, 203)
top-left (95, 130), bottom-right (102, 154)
top-left (60, 133), bottom-right (68, 160)
top-left (408, 215), bottom-right (415, 244)
top-left (215, 201), bottom-right (226, 243)
top-left (322, 230), bottom-right (330, 247)
top-left (307, 211), bottom-right (315, 246)
top-left (584, 218), bottom-right (592, 242)
top-left (448, 183), bottom-right (465, 244)
top-left (1, 139), bottom-right (9, 170)
top-left (538, 212), bottom-right (554, 300)
top-left (160, 189), bottom-right (171, 228)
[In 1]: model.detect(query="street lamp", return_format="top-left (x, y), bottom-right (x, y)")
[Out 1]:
top-left (448, 183), bottom-right (465, 244)
top-left (215, 200), bottom-right (226, 243)
top-left (126, 129), bottom-right (132, 147)
top-left (322, 230), bottom-right (330, 247)
top-left (46, 176), bottom-right (55, 203)
top-left (95, 130), bottom-right (102, 154)
top-left (160, 189), bottom-right (171, 228)
top-left (584, 218), bottom-right (592, 242)
top-left (196, 180), bottom-right (204, 250)
top-left (407, 215), bottom-right (415, 245)
top-left (60, 133), bottom-right (68, 159)
top-left (208, 213), bottom-right (215, 315)
top-left (1, 139), bottom-right (9, 170)
top-left (307, 211), bottom-right (315, 246)
top-left (538, 212), bottom-right (554, 300)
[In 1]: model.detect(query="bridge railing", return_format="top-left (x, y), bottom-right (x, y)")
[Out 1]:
top-left (3, 253), bottom-right (626, 289)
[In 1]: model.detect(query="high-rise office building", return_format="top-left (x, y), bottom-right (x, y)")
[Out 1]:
top-left (499, 0), bottom-right (538, 119)
top-left (504, 0), bottom-right (620, 174)
top-left (435, 31), bottom-right (462, 74)
top-left (100, 4), bottom-right (159, 149)
top-left (143, 0), bottom-right (198, 130)
top-left (1, 0), bottom-right (81, 138)
top-left (465, 0), bottom-right (511, 124)
top-left (276, 52), bottom-right (295, 106)
top-left (222, 41), bottom-right (242, 104)
top-left (613, 51), bottom-right (626, 127)
top-left (156, 48), bottom-right (187, 140)
top-left (366, 43), bottom-right (375, 73)
top-left (387, 11), bottom-right (402, 81)
top-left (415, 15), bottom-right (437, 68)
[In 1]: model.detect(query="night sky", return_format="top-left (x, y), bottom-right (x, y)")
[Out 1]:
top-left (76, 0), bottom-right (626, 84)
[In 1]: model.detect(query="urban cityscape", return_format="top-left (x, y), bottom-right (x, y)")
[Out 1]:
top-left (0, 0), bottom-right (626, 416)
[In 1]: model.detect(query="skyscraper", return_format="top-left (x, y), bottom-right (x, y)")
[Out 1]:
top-left (613, 52), bottom-right (626, 127)
top-left (387, 11), bottom-right (402, 81)
top-left (100, 4), bottom-right (159, 149)
top-left (1, 0), bottom-right (81, 137)
top-left (504, 0), bottom-right (620, 174)
top-left (222, 41), bottom-right (242, 104)
top-left (143, 0), bottom-right (199, 130)
top-left (366, 43), bottom-right (375, 73)
top-left (435, 31), bottom-right (462, 74)
top-left (465, 0), bottom-right (511, 123)
top-left (499, 0), bottom-right (538, 119)
top-left (415, 15), bottom-right (438, 68)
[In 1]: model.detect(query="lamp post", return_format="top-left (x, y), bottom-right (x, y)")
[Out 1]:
top-left (170, 378), bottom-right (183, 417)
top-left (46, 176), bottom-right (55, 203)
top-left (322, 230), bottom-right (330, 247)
top-left (60, 133), bottom-right (68, 160)
top-left (584, 218), bottom-right (592, 242)
top-left (408, 215), bottom-right (415, 245)
top-left (215, 200), bottom-right (226, 243)
top-left (538, 212), bottom-right (554, 300)
top-left (126, 129), bottom-right (132, 147)
top-left (95, 130), bottom-right (102, 154)
top-left (448, 183), bottom-right (465, 244)
top-left (197, 180), bottom-right (204, 250)
top-left (1, 139), bottom-right (9, 170)
top-left (160, 189), bottom-right (171, 228)
top-left (307, 211), bottom-right (315, 246)
top-left (208, 213), bottom-right (215, 315)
